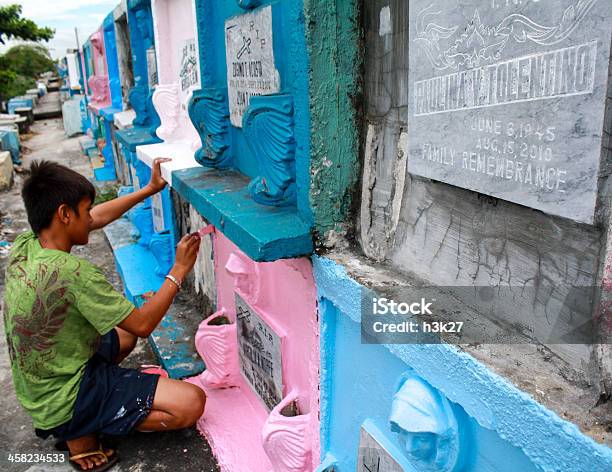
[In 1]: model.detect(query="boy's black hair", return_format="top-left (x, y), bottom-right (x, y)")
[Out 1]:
top-left (22, 160), bottom-right (96, 234)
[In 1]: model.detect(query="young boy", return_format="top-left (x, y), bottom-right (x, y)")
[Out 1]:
top-left (3, 159), bottom-right (206, 471)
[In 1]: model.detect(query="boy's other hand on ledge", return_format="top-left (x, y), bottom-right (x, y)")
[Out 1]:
top-left (146, 157), bottom-right (172, 193)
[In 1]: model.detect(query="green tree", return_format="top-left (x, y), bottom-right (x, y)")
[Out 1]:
top-left (0, 69), bottom-right (34, 101)
top-left (0, 4), bottom-right (54, 44)
top-left (0, 44), bottom-right (55, 102)
top-left (2, 44), bottom-right (55, 77)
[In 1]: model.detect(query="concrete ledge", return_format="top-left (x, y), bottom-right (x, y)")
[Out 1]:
top-left (0, 151), bottom-right (14, 191)
top-left (113, 109), bottom-right (136, 130)
top-left (313, 255), bottom-right (612, 471)
top-left (14, 107), bottom-right (34, 126)
top-left (136, 141), bottom-right (199, 186)
top-left (94, 166), bottom-right (118, 182)
top-left (115, 127), bottom-right (160, 152)
top-left (88, 102), bottom-right (111, 115)
top-left (0, 128), bottom-right (20, 164)
top-left (100, 106), bottom-right (121, 122)
top-left (173, 166), bottom-right (313, 262)
top-left (79, 137), bottom-right (96, 155)
top-left (0, 115), bottom-right (28, 133)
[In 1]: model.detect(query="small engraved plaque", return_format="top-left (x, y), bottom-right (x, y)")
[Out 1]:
top-left (235, 293), bottom-right (283, 411)
top-left (225, 5), bottom-right (281, 127)
top-left (357, 426), bottom-right (404, 472)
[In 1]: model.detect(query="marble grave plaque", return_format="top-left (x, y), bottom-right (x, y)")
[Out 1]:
top-left (179, 38), bottom-right (198, 92)
top-left (225, 5), bottom-right (281, 127)
top-left (151, 192), bottom-right (165, 232)
top-left (236, 293), bottom-right (283, 411)
top-left (407, 0), bottom-right (612, 224)
top-left (146, 46), bottom-right (158, 86)
top-left (130, 164), bottom-right (140, 190)
top-left (357, 427), bottom-right (404, 472)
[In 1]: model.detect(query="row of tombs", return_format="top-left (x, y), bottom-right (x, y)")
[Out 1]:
top-left (61, 0), bottom-right (612, 470)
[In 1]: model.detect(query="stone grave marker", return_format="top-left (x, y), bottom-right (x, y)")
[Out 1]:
top-left (407, 0), bottom-right (611, 224)
top-left (235, 293), bottom-right (283, 411)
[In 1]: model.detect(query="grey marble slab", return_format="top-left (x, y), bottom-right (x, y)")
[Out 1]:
top-left (407, 0), bottom-right (611, 224)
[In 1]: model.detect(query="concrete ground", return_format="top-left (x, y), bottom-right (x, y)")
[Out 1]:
top-left (32, 90), bottom-right (61, 120)
top-left (0, 116), bottom-right (219, 472)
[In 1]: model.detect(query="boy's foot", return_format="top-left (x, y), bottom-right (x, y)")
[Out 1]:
top-left (69, 449), bottom-right (118, 471)
top-left (67, 434), bottom-right (117, 471)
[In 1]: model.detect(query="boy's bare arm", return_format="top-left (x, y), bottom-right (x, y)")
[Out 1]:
top-left (118, 266), bottom-right (184, 338)
top-left (118, 233), bottom-right (201, 338)
top-left (90, 158), bottom-right (171, 230)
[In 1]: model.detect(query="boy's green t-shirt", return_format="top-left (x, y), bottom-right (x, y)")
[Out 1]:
top-left (3, 231), bottom-right (135, 429)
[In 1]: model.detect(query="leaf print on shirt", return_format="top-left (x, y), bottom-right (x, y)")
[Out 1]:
top-left (6, 254), bottom-right (35, 290)
top-left (12, 264), bottom-right (75, 361)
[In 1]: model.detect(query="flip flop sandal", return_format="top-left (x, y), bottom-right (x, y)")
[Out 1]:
top-left (69, 449), bottom-right (119, 471)
top-left (141, 365), bottom-right (169, 377)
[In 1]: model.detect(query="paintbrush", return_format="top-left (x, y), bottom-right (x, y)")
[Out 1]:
top-left (197, 224), bottom-right (215, 237)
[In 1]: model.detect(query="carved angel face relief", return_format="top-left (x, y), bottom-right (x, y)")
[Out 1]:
top-left (390, 374), bottom-right (464, 472)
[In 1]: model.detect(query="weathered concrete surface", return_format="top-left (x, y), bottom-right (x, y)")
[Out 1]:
top-left (305, 0), bottom-right (362, 244)
top-left (315, 254), bottom-right (612, 471)
top-left (322, 249), bottom-right (612, 447)
top-left (0, 118), bottom-right (219, 471)
top-left (171, 190), bottom-right (215, 318)
top-left (113, 5), bottom-right (135, 108)
top-left (0, 151), bottom-right (13, 191)
top-left (62, 98), bottom-right (84, 137)
top-left (33, 91), bottom-right (62, 120)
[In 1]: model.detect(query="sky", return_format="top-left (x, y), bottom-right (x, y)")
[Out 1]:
top-left (0, 0), bottom-right (118, 59)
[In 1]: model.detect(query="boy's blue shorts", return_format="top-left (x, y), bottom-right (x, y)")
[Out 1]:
top-left (35, 329), bottom-right (161, 441)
